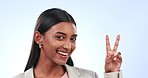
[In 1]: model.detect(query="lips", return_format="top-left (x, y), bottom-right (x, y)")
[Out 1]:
top-left (58, 51), bottom-right (68, 56)
top-left (56, 50), bottom-right (69, 56)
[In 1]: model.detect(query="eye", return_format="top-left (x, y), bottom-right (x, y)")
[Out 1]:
top-left (55, 36), bottom-right (65, 40)
top-left (70, 37), bottom-right (76, 42)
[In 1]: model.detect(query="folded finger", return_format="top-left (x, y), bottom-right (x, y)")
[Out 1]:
top-left (116, 52), bottom-right (122, 63)
top-left (106, 55), bottom-right (115, 63)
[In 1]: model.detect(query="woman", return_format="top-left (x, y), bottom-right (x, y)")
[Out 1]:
top-left (13, 8), bottom-right (123, 78)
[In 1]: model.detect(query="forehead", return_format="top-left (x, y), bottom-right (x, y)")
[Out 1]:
top-left (45, 22), bottom-right (77, 35)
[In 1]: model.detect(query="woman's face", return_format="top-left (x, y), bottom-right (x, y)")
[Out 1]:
top-left (41, 22), bottom-right (77, 65)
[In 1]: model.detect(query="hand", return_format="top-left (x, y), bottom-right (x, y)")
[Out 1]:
top-left (105, 35), bottom-right (122, 73)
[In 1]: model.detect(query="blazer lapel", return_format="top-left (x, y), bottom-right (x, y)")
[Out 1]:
top-left (65, 64), bottom-right (80, 78)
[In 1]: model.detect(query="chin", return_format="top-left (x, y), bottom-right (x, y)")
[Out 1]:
top-left (56, 60), bottom-right (67, 65)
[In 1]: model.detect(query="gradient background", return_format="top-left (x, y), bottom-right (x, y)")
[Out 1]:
top-left (0, 0), bottom-right (148, 78)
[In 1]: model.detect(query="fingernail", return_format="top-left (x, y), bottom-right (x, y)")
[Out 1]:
top-left (117, 35), bottom-right (120, 39)
top-left (106, 35), bottom-right (109, 39)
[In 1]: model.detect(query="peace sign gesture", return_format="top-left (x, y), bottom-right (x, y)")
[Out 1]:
top-left (105, 35), bottom-right (122, 73)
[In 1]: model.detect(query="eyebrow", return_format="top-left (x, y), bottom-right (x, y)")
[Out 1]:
top-left (56, 32), bottom-right (77, 37)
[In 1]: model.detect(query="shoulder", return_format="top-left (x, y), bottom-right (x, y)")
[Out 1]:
top-left (75, 67), bottom-right (96, 74)
top-left (65, 64), bottom-right (98, 78)
top-left (12, 73), bottom-right (24, 78)
top-left (75, 66), bottom-right (98, 77)
top-left (12, 68), bottom-right (34, 78)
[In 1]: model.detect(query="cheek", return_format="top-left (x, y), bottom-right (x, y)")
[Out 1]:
top-left (71, 43), bottom-right (76, 52)
top-left (43, 39), bottom-right (53, 51)
top-left (43, 38), bottom-right (64, 50)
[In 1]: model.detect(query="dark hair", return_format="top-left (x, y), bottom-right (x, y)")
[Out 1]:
top-left (24, 8), bottom-right (76, 72)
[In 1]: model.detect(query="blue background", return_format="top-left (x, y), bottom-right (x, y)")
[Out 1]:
top-left (0, 0), bottom-right (148, 78)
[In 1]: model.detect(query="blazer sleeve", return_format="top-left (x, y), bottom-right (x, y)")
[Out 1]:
top-left (104, 71), bottom-right (123, 78)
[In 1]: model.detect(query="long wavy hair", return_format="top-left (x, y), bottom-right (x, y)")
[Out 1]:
top-left (24, 8), bottom-right (76, 72)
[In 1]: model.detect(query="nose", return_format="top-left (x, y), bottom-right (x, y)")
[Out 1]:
top-left (63, 40), bottom-right (72, 52)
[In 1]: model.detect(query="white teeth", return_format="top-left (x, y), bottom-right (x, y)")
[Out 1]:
top-left (58, 52), bottom-right (68, 56)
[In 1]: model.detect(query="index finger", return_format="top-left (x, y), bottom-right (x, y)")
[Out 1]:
top-left (106, 35), bottom-right (111, 52)
top-left (113, 35), bottom-right (120, 52)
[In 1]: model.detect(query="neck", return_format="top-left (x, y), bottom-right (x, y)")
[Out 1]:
top-left (34, 50), bottom-right (66, 78)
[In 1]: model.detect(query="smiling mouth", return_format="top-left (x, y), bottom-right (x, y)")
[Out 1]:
top-left (56, 50), bottom-right (68, 56)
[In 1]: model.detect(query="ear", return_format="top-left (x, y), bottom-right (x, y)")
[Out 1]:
top-left (34, 31), bottom-right (44, 44)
